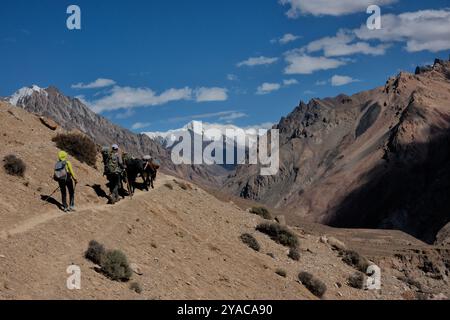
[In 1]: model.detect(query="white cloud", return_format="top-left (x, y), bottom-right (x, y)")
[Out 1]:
top-left (72, 78), bottom-right (116, 89)
top-left (279, 0), bottom-right (397, 17)
top-left (168, 110), bottom-right (246, 123)
top-left (115, 109), bottom-right (135, 119)
top-left (195, 87), bottom-right (228, 102)
top-left (255, 79), bottom-right (298, 95)
top-left (315, 80), bottom-right (327, 86)
top-left (283, 78), bottom-right (299, 86)
top-left (89, 86), bottom-right (192, 113)
top-left (355, 9), bottom-right (450, 53)
top-left (218, 112), bottom-right (247, 122)
top-left (131, 122), bottom-right (152, 130)
top-left (256, 83), bottom-right (282, 95)
top-left (227, 74), bottom-right (238, 81)
top-left (331, 75), bottom-right (359, 86)
top-left (237, 56), bottom-right (279, 67)
top-left (284, 52), bottom-right (346, 74)
top-left (85, 85), bottom-right (228, 112)
top-left (280, 33), bottom-right (301, 44)
top-left (306, 29), bottom-right (390, 57)
top-left (272, 33), bottom-right (301, 45)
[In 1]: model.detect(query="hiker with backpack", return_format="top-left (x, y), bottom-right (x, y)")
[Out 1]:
top-left (104, 144), bottom-right (125, 204)
top-left (54, 151), bottom-right (78, 212)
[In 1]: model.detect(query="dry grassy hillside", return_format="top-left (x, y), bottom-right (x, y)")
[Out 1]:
top-left (0, 101), bottom-right (449, 300)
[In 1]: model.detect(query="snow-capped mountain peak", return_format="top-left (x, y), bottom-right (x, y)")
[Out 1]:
top-left (144, 121), bottom-right (272, 149)
top-left (9, 85), bottom-right (47, 106)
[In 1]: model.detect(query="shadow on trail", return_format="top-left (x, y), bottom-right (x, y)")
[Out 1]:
top-left (133, 181), bottom-right (149, 192)
top-left (88, 183), bottom-right (131, 202)
top-left (40, 194), bottom-right (62, 210)
top-left (88, 184), bottom-right (109, 200)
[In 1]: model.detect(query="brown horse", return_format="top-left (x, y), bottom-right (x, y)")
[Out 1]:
top-left (142, 161), bottom-right (160, 189)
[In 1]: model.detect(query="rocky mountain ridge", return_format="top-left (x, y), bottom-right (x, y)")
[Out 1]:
top-left (224, 58), bottom-right (450, 244)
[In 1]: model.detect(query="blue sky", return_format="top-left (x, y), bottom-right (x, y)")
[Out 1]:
top-left (0, 0), bottom-right (449, 133)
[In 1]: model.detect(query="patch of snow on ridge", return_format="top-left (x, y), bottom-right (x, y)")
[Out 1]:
top-left (9, 85), bottom-right (47, 106)
top-left (145, 121), bottom-right (272, 149)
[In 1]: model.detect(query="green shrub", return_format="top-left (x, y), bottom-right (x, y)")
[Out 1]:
top-left (348, 272), bottom-right (366, 289)
top-left (101, 250), bottom-right (132, 282)
top-left (240, 233), bottom-right (261, 252)
top-left (341, 250), bottom-right (370, 273)
top-left (85, 240), bottom-right (106, 265)
top-left (250, 207), bottom-right (272, 220)
top-left (3, 155), bottom-right (26, 177)
top-left (288, 247), bottom-right (300, 261)
top-left (256, 223), bottom-right (299, 249)
top-left (275, 269), bottom-right (287, 278)
top-left (52, 133), bottom-right (97, 167)
top-left (130, 282), bottom-right (143, 294)
top-left (298, 271), bottom-right (327, 298)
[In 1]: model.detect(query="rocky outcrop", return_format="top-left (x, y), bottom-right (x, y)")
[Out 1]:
top-left (39, 117), bottom-right (58, 131)
top-left (436, 223), bottom-right (450, 246)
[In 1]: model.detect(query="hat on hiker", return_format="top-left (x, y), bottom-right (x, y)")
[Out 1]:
top-left (58, 151), bottom-right (68, 161)
top-left (143, 155), bottom-right (151, 160)
top-left (112, 144), bottom-right (119, 150)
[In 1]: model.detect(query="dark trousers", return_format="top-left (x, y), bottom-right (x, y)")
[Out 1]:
top-left (58, 177), bottom-right (75, 209)
top-left (107, 173), bottom-right (121, 202)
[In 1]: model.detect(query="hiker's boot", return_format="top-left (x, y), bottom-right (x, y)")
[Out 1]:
top-left (69, 199), bottom-right (75, 211)
top-left (107, 194), bottom-right (114, 205)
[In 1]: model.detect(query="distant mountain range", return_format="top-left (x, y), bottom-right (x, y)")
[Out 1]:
top-left (144, 121), bottom-right (269, 150)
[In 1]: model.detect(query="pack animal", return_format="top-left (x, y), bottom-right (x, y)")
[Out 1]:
top-left (143, 160), bottom-right (160, 189)
top-left (124, 158), bottom-right (147, 194)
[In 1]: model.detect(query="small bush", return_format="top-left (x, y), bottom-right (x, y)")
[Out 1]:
top-left (164, 183), bottom-right (174, 190)
top-left (275, 269), bottom-right (287, 278)
top-left (341, 250), bottom-right (370, 273)
top-left (3, 155), bottom-right (26, 177)
top-left (256, 223), bottom-right (299, 249)
top-left (250, 207), bottom-right (272, 220)
top-left (298, 271), bottom-right (327, 298)
top-left (174, 180), bottom-right (192, 190)
top-left (288, 247), bottom-right (300, 261)
top-left (52, 133), bottom-right (97, 167)
top-left (348, 272), bottom-right (366, 289)
top-left (101, 250), bottom-right (132, 281)
top-left (240, 233), bottom-right (261, 252)
top-left (85, 240), bottom-right (106, 265)
top-left (130, 282), bottom-right (143, 294)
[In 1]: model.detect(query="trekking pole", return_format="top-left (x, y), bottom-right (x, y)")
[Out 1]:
top-left (43, 186), bottom-right (61, 205)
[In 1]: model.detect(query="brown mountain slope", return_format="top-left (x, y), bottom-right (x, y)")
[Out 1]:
top-left (1, 101), bottom-right (449, 300)
top-left (225, 59), bottom-right (450, 244)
